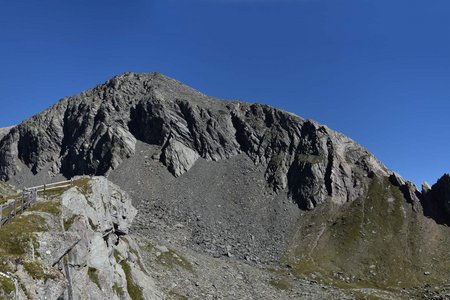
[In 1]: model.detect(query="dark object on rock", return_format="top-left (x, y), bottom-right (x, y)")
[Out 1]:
top-left (422, 174), bottom-right (450, 225)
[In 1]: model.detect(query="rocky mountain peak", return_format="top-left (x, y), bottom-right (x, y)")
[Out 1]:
top-left (1, 73), bottom-right (450, 298)
top-left (0, 73), bottom-right (391, 210)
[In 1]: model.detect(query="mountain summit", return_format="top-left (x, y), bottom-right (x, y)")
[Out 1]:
top-left (0, 72), bottom-right (388, 210)
top-left (1, 72), bottom-right (450, 298)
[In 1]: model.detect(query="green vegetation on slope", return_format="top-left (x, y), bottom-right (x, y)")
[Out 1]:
top-left (120, 260), bottom-right (143, 300)
top-left (72, 178), bottom-right (92, 196)
top-left (28, 200), bottom-right (61, 215)
top-left (23, 261), bottom-right (56, 281)
top-left (0, 214), bottom-right (47, 256)
top-left (145, 243), bottom-right (193, 272)
top-left (88, 267), bottom-right (101, 290)
top-left (283, 176), bottom-right (450, 291)
top-left (0, 276), bottom-right (15, 295)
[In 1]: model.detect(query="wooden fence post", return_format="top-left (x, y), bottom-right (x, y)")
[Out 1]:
top-left (0, 180), bottom-right (76, 230)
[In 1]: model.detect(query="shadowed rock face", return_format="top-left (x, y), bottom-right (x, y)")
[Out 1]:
top-left (422, 174), bottom-right (450, 225)
top-left (0, 72), bottom-right (388, 209)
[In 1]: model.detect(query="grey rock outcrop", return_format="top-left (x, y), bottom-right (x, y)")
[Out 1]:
top-left (0, 72), bottom-right (390, 209)
top-left (0, 177), bottom-right (161, 300)
top-left (61, 177), bottom-right (137, 235)
top-left (389, 172), bottom-right (421, 211)
top-left (58, 177), bottom-right (161, 300)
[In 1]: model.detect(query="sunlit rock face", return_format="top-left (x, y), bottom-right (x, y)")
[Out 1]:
top-left (0, 177), bottom-right (161, 300)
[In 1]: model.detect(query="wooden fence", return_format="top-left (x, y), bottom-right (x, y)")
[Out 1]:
top-left (0, 180), bottom-right (74, 228)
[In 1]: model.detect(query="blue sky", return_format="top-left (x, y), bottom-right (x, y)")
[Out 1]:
top-left (0, 0), bottom-right (449, 186)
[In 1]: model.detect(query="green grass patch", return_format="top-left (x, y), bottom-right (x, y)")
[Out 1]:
top-left (282, 176), bottom-right (439, 290)
top-left (143, 242), bottom-right (193, 273)
top-left (120, 260), bottom-right (143, 300)
top-left (157, 248), bottom-right (193, 272)
top-left (0, 257), bottom-right (14, 273)
top-left (88, 218), bottom-right (99, 231)
top-left (19, 282), bottom-right (32, 300)
top-left (0, 214), bottom-right (47, 256)
top-left (113, 249), bottom-right (122, 262)
top-left (0, 275), bottom-right (15, 295)
top-left (0, 201), bottom-right (23, 219)
top-left (88, 267), bottom-right (101, 290)
top-left (28, 200), bottom-right (61, 215)
top-left (72, 178), bottom-right (92, 196)
top-left (63, 215), bottom-right (78, 231)
top-left (23, 260), bottom-right (55, 281)
top-left (39, 186), bottom-right (70, 199)
top-left (0, 193), bottom-right (21, 206)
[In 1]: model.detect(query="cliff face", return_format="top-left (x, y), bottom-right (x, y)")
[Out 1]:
top-left (431, 174), bottom-right (450, 215)
top-left (421, 174), bottom-right (450, 225)
top-left (0, 177), bottom-right (161, 300)
top-left (0, 72), bottom-right (388, 210)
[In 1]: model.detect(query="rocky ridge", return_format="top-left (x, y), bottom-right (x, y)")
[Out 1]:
top-left (0, 72), bottom-right (389, 211)
top-left (0, 177), bottom-right (161, 300)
